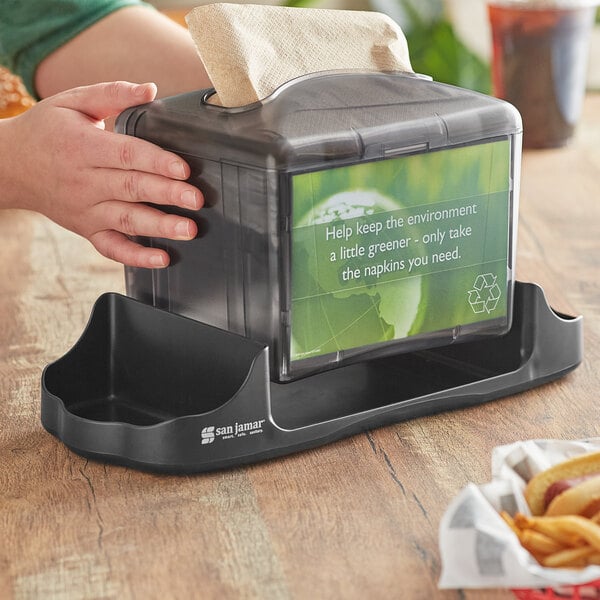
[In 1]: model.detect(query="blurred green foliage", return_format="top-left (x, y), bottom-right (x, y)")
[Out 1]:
top-left (283, 0), bottom-right (491, 93)
top-left (399, 1), bottom-right (491, 93)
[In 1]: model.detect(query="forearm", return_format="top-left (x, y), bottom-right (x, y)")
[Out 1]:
top-left (34, 6), bottom-right (211, 99)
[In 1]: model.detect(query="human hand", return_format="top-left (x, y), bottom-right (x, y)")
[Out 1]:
top-left (0, 81), bottom-right (202, 268)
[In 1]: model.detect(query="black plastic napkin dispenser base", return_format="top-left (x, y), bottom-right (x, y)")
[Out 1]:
top-left (41, 282), bottom-right (582, 473)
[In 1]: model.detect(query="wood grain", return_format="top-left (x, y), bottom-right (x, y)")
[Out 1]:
top-left (1, 96), bottom-right (599, 600)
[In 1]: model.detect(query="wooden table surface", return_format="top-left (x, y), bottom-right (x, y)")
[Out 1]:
top-left (1, 95), bottom-right (599, 600)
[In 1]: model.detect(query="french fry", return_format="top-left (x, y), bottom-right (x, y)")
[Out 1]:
top-left (519, 528), bottom-right (564, 555)
top-left (585, 552), bottom-right (600, 565)
top-left (501, 512), bottom-right (553, 560)
top-left (541, 545), bottom-right (596, 568)
top-left (501, 510), bottom-right (600, 568)
top-left (500, 511), bottom-right (521, 537)
top-left (551, 515), bottom-right (600, 552)
top-left (515, 513), bottom-right (584, 548)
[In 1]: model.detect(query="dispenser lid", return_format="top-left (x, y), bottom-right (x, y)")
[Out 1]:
top-left (117, 71), bottom-right (522, 170)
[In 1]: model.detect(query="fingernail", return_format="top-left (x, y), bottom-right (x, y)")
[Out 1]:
top-left (149, 253), bottom-right (167, 267)
top-left (181, 190), bottom-right (199, 210)
top-left (171, 161), bottom-right (187, 179)
top-left (175, 220), bottom-right (192, 238)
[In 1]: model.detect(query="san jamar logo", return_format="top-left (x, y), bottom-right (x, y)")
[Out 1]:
top-left (201, 419), bottom-right (266, 445)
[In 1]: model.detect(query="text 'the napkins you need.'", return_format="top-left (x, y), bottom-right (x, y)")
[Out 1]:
top-left (185, 3), bottom-right (414, 107)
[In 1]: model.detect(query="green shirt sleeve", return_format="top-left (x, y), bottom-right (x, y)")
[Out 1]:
top-left (0, 0), bottom-right (154, 98)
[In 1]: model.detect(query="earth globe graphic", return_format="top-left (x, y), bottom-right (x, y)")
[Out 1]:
top-left (292, 189), bottom-right (423, 358)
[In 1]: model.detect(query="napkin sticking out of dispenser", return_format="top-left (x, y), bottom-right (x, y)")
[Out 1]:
top-left (185, 3), bottom-right (414, 107)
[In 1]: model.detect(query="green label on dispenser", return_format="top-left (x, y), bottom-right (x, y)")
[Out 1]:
top-left (290, 140), bottom-right (512, 363)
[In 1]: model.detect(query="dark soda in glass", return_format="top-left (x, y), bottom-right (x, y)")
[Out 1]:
top-left (488, 3), bottom-right (595, 148)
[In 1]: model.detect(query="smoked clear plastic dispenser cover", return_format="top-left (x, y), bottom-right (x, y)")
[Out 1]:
top-left (116, 71), bottom-right (523, 381)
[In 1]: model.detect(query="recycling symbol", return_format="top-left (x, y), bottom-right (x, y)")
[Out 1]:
top-left (468, 273), bottom-right (502, 314)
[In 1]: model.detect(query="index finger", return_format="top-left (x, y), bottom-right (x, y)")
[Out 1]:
top-left (52, 81), bottom-right (158, 121)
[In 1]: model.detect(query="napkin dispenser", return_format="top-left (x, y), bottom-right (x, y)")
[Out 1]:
top-left (117, 71), bottom-right (522, 382)
top-left (40, 73), bottom-right (583, 473)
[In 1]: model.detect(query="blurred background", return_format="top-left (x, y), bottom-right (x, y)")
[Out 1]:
top-left (1, 0), bottom-right (599, 118)
top-left (156, 0), bottom-right (600, 93)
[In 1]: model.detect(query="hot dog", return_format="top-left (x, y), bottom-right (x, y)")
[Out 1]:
top-left (524, 451), bottom-right (600, 516)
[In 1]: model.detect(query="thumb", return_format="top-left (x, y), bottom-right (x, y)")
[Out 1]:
top-left (51, 81), bottom-right (158, 121)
